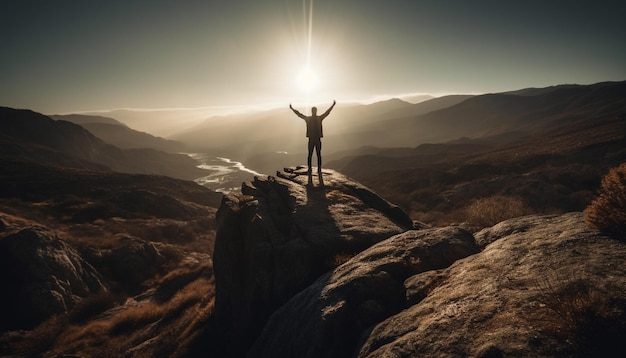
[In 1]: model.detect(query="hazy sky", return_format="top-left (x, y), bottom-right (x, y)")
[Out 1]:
top-left (1, 0), bottom-right (625, 114)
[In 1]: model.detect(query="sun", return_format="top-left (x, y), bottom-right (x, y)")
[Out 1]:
top-left (296, 66), bottom-right (320, 93)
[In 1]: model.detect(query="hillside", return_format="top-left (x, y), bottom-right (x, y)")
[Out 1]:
top-left (52, 114), bottom-right (188, 153)
top-left (327, 82), bottom-right (626, 226)
top-left (0, 105), bottom-right (223, 355)
top-left (0, 107), bottom-right (205, 180)
top-left (168, 81), bottom-right (625, 176)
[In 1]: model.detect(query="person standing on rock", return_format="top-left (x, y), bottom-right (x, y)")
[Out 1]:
top-left (289, 100), bottom-right (336, 175)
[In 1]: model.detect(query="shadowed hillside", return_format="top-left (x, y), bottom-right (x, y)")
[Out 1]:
top-left (327, 81), bottom-right (626, 226)
top-left (52, 114), bottom-right (188, 153)
top-left (0, 118), bottom-right (222, 356)
top-left (1, 107), bottom-right (204, 180)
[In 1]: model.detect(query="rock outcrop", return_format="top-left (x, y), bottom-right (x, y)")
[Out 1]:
top-left (0, 226), bottom-right (107, 330)
top-left (85, 236), bottom-right (165, 292)
top-left (248, 212), bottom-right (626, 357)
top-left (212, 166), bottom-right (626, 357)
top-left (248, 226), bottom-right (480, 357)
top-left (213, 167), bottom-right (418, 356)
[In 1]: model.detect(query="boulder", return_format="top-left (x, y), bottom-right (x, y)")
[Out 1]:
top-left (359, 213), bottom-right (626, 357)
top-left (0, 226), bottom-right (107, 331)
top-left (246, 212), bottom-right (626, 357)
top-left (87, 236), bottom-right (165, 292)
top-left (213, 167), bottom-right (417, 356)
top-left (248, 226), bottom-right (479, 357)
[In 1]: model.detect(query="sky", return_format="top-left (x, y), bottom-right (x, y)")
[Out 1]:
top-left (1, 0), bottom-right (625, 115)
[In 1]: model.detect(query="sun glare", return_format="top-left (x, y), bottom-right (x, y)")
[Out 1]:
top-left (296, 67), bottom-right (320, 93)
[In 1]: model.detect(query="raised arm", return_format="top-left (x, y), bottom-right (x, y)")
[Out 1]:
top-left (320, 100), bottom-right (336, 119)
top-left (289, 103), bottom-right (306, 119)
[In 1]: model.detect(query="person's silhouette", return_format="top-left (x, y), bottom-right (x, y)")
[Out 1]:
top-left (290, 100), bottom-right (336, 175)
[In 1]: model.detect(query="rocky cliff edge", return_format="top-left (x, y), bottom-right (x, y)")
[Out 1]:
top-left (213, 167), bottom-right (626, 357)
top-left (213, 167), bottom-right (420, 355)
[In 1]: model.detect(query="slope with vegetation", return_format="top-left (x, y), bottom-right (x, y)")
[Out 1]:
top-left (328, 81), bottom-right (626, 227)
top-left (0, 106), bottom-right (222, 356)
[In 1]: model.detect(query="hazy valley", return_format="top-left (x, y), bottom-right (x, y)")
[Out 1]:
top-left (1, 80), bottom-right (625, 357)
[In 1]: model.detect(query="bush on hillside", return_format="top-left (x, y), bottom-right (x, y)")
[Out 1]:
top-left (584, 162), bottom-right (626, 238)
top-left (465, 195), bottom-right (531, 229)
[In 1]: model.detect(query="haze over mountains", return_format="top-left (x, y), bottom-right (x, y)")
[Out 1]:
top-left (165, 81), bottom-right (624, 175)
top-left (52, 114), bottom-right (187, 153)
top-left (2, 81), bottom-right (624, 187)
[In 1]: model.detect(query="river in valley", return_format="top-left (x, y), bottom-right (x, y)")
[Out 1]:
top-left (189, 153), bottom-right (264, 194)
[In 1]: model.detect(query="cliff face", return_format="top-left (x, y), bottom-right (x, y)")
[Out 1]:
top-left (213, 168), bottom-right (626, 358)
top-left (213, 167), bottom-right (418, 356)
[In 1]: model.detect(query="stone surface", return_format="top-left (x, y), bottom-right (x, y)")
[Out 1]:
top-left (0, 226), bottom-right (107, 330)
top-left (248, 226), bottom-right (479, 357)
top-left (358, 213), bottom-right (626, 357)
top-left (244, 212), bottom-right (626, 357)
top-left (87, 236), bottom-right (165, 291)
top-left (213, 167), bottom-right (417, 356)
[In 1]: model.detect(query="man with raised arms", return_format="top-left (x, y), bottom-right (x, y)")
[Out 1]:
top-left (289, 100), bottom-right (336, 176)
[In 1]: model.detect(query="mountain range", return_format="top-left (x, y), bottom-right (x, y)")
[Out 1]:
top-left (0, 107), bottom-right (203, 180)
top-left (51, 114), bottom-right (187, 153)
top-left (162, 81), bottom-right (625, 175)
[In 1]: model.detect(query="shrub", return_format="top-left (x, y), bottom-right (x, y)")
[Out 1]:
top-left (327, 252), bottom-right (355, 268)
top-left (465, 195), bottom-right (531, 229)
top-left (583, 162), bottom-right (626, 237)
top-left (537, 276), bottom-right (626, 356)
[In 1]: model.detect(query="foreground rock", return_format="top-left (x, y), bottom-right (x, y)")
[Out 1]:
top-left (0, 226), bottom-right (107, 331)
top-left (213, 167), bottom-right (418, 356)
top-left (363, 213), bottom-right (626, 357)
top-left (249, 212), bottom-right (626, 357)
top-left (249, 226), bottom-right (480, 357)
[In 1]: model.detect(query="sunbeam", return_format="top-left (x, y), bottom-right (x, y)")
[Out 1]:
top-left (295, 0), bottom-right (321, 99)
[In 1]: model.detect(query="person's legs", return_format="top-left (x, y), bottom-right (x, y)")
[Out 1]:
top-left (315, 140), bottom-right (322, 172)
top-left (307, 139), bottom-right (315, 173)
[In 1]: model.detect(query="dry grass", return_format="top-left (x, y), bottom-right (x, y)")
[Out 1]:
top-left (1, 258), bottom-right (216, 358)
top-left (464, 195), bottom-right (532, 230)
top-left (68, 291), bottom-right (125, 324)
top-left (536, 274), bottom-right (626, 356)
top-left (328, 252), bottom-right (356, 268)
top-left (584, 162), bottom-right (626, 238)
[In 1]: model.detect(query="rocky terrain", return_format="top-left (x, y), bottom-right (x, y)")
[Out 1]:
top-left (213, 167), bottom-right (418, 356)
top-left (0, 81), bottom-right (624, 356)
top-left (0, 225), bottom-right (107, 331)
top-left (212, 167), bottom-right (626, 357)
top-left (0, 161), bottom-right (624, 357)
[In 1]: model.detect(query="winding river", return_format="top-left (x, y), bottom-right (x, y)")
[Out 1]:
top-left (189, 153), bottom-right (263, 194)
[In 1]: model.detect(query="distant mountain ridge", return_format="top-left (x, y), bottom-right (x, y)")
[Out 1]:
top-left (0, 107), bottom-right (204, 180)
top-left (344, 80), bottom-right (626, 148)
top-left (52, 114), bottom-right (188, 153)
top-left (51, 114), bottom-right (128, 127)
top-left (168, 81), bottom-right (625, 175)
